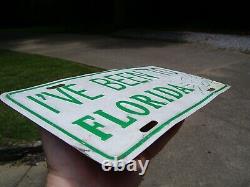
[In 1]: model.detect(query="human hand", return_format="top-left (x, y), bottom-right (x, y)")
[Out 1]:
top-left (41, 120), bottom-right (184, 187)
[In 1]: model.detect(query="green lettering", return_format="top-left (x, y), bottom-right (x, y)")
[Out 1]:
top-left (62, 84), bottom-right (104, 100)
top-left (116, 101), bottom-right (150, 115)
top-left (144, 90), bottom-right (174, 102)
top-left (153, 87), bottom-right (183, 99)
top-left (73, 115), bottom-right (112, 141)
top-left (128, 71), bottom-right (159, 79)
top-left (40, 88), bottom-right (82, 104)
top-left (27, 96), bottom-right (60, 114)
top-left (116, 72), bottom-right (150, 84)
top-left (130, 94), bottom-right (167, 109)
top-left (105, 74), bottom-right (140, 86)
top-left (94, 110), bottom-right (136, 128)
top-left (90, 78), bottom-right (126, 91)
top-left (168, 84), bottom-right (194, 94)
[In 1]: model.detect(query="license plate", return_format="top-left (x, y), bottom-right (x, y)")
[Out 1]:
top-left (0, 66), bottom-right (230, 164)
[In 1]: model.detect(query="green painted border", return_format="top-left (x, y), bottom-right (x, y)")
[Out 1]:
top-left (4, 76), bottom-right (229, 161)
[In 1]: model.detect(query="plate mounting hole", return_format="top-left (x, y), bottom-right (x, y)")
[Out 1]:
top-left (207, 88), bottom-right (215, 92)
top-left (47, 84), bottom-right (65, 89)
top-left (140, 120), bottom-right (158, 132)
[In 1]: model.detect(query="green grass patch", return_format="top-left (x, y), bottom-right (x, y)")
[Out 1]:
top-left (0, 49), bottom-right (103, 146)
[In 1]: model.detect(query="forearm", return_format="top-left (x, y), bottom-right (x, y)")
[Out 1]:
top-left (46, 172), bottom-right (84, 187)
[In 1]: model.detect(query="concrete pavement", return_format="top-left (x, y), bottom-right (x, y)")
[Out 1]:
top-left (0, 34), bottom-right (250, 187)
top-left (0, 162), bottom-right (46, 187)
top-left (1, 34), bottom-right (250, 74)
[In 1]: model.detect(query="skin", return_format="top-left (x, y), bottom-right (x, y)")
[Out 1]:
top-left (41, 120), bottom-right (184, 187)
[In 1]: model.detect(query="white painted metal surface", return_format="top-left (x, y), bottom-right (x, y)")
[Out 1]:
top-left (0, 66), bottom-right (230, 164)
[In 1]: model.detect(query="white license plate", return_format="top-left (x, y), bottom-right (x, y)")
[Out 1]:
top-left (0, 66), bottom-right (230, 164)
